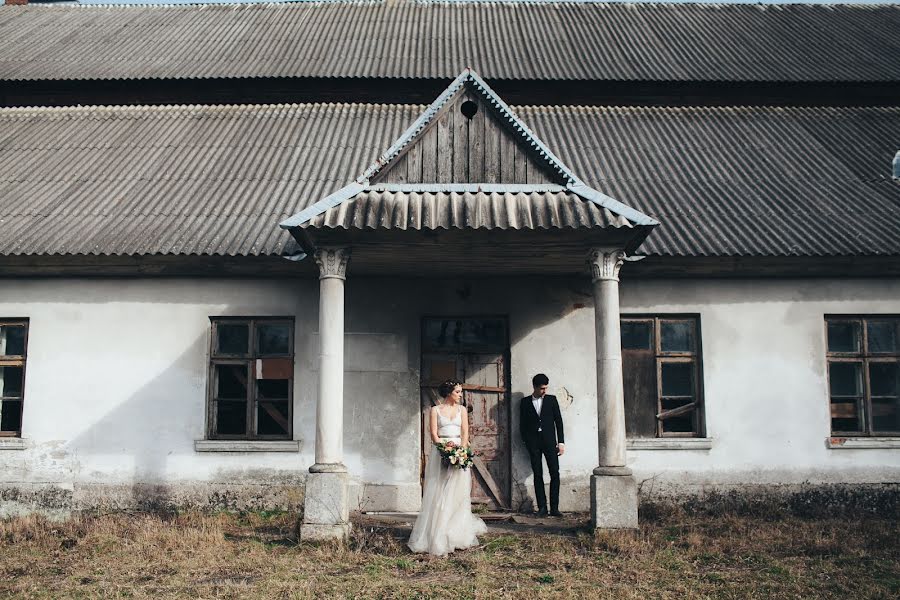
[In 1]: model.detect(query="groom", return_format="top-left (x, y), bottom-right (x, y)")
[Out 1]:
top-left (519, 373), bottom-right (565, 517)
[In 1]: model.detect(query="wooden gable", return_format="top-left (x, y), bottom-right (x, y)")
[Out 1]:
top-left (371, 88), bottom-right (562, 185)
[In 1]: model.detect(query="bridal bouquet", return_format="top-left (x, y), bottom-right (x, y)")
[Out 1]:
top-left (434, 440), bottom-right (475, 470)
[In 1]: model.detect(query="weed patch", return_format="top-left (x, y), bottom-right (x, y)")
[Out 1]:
top-left (0, 511), bottom-right (897, 598)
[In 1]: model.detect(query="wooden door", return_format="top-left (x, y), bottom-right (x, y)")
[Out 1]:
top-left (464, 352), bottom-right (509, 508)
top-left (420, 317), bottom-right (510, 510)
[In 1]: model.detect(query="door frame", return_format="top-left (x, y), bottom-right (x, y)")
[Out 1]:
top-left (419, 315), bottom-right (512, 509)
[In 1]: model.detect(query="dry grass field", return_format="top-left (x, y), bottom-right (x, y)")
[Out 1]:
top-left (1, 506), bottom-right (898, 599)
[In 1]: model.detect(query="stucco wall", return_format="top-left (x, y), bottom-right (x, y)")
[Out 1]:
top-left (1, 275), bottom-right (898, 514)
top-left (620, 278), bottom-right (900, 496)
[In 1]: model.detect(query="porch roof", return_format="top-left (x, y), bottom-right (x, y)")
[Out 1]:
top-left (303, 187), bottom-right (635, 232)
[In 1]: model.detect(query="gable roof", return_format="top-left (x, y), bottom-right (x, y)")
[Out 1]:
top-left (360, 69), bottom-right (577, 186)
top-left (0, 102), bottom-right (898, 258)
top-left (279, 69), bottom-right (658, 239)
top-left (1, 3), bottom-right (899, 84)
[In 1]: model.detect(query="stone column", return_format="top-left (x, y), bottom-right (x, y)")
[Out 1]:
top-left (300, 246), bottom-right (352, 541)
top-left (588, 247), bottom-right (638, 529)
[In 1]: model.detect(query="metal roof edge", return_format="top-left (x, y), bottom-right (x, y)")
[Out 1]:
top-left (279, 182), bottom-right (365, 229)
top-left (568, 182), bottom-right (661, 227)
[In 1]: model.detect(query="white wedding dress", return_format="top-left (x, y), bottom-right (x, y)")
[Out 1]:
top-left (408, 404), bottom-right (488, 556)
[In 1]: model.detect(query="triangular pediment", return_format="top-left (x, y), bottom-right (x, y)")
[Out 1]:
top-left (362, 69), bottom-right (578, 187)
top-left (280, 70), bottom-right (659, 238)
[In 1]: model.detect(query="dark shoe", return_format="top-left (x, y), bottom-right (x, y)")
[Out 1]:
top-left (536, 508), bottom-right (548, 517)
top-left (549, 510), bottom-right (563, 517)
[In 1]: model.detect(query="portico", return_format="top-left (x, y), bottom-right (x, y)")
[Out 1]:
top-left (281, 70), bottom-right (657, 540)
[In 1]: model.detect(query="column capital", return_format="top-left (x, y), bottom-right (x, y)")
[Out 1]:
top-left (314, 247), bottom-right (351, 280)
top-left (587, 247), bottom-right (626, 282)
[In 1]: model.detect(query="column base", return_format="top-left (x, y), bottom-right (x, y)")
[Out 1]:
top-left (590, 473), bottom-right (638, 530)
top-left (301, 470), bottom-right (350, 542)
top-left (300, 522), bottom-right (351, 542)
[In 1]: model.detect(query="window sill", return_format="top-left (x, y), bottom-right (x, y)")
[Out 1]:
top-left (0, 437), bottom-right (28, 450)
top-left (627, 438), bottom-right (713, 450)
top-left (194, 440), bottom-right (300, 453)
top-left (826, 437), bottom-right (900, 449)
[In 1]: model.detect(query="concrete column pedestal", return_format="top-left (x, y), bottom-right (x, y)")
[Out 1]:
top-left (588, 248), bottom-right (639, 530)
top-left (300, 247), bottom-right (351, 542)
top-left (590, 473), bottom-right (638, 529)
top-left (300, 470), bottom-right (351, 541)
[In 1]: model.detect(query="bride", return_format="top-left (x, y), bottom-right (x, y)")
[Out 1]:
top-left (408, 379), bottom-right (487, 556)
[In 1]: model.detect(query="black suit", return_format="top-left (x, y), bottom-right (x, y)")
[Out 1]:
top-left (520, 394), bottom-right (564, 512)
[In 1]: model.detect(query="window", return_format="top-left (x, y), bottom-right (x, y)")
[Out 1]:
top-left (826, 316), bottom-right (900, 436)
top-left (621, 316), bottom-right (704, 438)
top-left (0, 320), bottom-right (28, 437)
top-left (207, 318), bottom-right (294, 440)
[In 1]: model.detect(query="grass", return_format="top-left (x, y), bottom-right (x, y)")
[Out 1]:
top-left (1, 509), bottom-right (898, 599)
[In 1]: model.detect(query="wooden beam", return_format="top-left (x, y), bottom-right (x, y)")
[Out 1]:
top-left (472, 455), bottom-right (508, 510)
top-left (657, 402), bottom-right (696, 420)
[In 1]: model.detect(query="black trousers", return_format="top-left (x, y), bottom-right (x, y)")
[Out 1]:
top-left (526, 442), bottom-right (560, 511)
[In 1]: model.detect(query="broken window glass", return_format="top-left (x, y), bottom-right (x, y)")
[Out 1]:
top-left (257, 400), bottom-right (290, 436)
top-left (660, 398), bottom-right (695, 433)
top-left (216, 401), bottom-right (247, 436)
top-left (216, 323), bottom-right (249, 356)
top-left (622, 316), bottom-right (704, 439)
top-left (216, 364), bottom-right (247, 399)
top-left (208, 317), bottom-right (294, 440)
top-left (257, 323), bottom-right (291, 356)
top-left (257, 379), bottom-right (289, 399)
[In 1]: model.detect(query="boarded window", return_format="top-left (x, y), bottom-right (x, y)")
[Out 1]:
top-left (0, 320), bottom-right (28, 437)
top-left (207, 318), bottom-right (294, 440)
top-left (826, 316), bottom-right (900, 436)
top-left (621, 316), bottom-right (704, 438)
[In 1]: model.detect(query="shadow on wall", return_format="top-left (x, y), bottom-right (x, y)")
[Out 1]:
top-left (63, 331), bottom-right (307, 512)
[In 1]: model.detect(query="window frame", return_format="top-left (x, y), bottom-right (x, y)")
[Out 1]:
top-left (0, 319), bottom-right (29, 438)
top-left (621, 315), bottom-right (705, 438)
top-left (825, 315), bottom-right (900, 437)
top-left (207, 317), bottom-right (295, 441)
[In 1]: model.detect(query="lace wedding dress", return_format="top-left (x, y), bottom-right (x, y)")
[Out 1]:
top-left (408, 404), bottom-right (488, 556)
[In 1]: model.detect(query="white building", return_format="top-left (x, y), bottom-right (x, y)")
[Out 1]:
top-left (0, 3), bottom-right (898, 538)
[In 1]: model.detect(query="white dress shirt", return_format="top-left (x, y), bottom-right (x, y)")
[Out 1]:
top-left (532, 395), bottom-right (543, 431)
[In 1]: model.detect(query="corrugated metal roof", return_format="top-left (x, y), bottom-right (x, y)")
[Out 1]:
top-left (0, 102), bottom-right (898, 257)
top-left (1, 3), bottom-right (899, 83)
top-left (306, 189), bottom-right (634, 231)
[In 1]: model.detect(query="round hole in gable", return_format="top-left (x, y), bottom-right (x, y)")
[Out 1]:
top-left (460, 100), bottom-right (478, 119)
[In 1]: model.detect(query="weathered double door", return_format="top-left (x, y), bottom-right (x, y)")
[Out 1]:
top-left (420, 317), bottom-right (510, 509)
